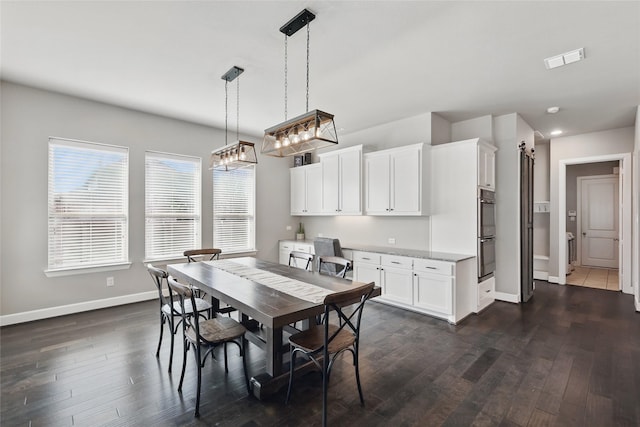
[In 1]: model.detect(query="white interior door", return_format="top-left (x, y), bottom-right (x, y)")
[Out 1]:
top-left (579, 176), bottom-right (619, 268)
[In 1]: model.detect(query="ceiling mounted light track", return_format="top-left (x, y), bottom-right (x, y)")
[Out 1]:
top-left (261, 8), bottom-right (338, 158)
top-left (210, 66), bottom-right (258, 171)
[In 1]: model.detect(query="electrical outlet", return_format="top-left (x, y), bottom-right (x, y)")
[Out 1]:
top-left (388, 237), bottom-right (396, 245)
top-left (106, 277), bottom-right (115, 287)
top-left (317, 233), bottom-right (323, 237)
top-left (286, 225), bottom-right (292, 231)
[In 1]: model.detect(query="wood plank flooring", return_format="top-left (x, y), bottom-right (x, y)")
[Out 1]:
top-left (1, 282), bottom-right (639, 426)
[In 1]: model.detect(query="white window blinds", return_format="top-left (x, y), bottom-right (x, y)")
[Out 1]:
top-left (213, 165), bottom-right (256, 253)
top-left (145, 151), bottom-right (201, 260)
top-left (48, 138), bottom-right (129, 270)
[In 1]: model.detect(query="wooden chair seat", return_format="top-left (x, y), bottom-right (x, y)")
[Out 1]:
top-left (186, 316), bottom-right (246, 345)
top-left (289, 324), bottom-right (355, 354)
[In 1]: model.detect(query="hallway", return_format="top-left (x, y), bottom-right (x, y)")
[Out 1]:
top-left (566, 266), bottom-right (619, 291)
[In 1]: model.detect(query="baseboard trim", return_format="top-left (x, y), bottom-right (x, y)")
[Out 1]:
top-left (635, 297), bottom-right (640, 312)
top-left (0, 291), bottom-right (157, 326)
top-left (548, 276), bottom-right (560, 284)
top-left (493, 291), bottom-right (519, 303)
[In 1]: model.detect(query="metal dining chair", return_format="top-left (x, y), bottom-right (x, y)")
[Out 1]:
top-left (168, 276), bottom-right (250, 418)
top-left (318, 255), bottom-right (352, 278)
top-left (289, 250), bottom-right (314, 271)
top-left (184, 248), bottom-right (236, 316)
top-left (286, 282), bottom-right (375, 427)
top-left (146, 264), bottom-right (212, 373)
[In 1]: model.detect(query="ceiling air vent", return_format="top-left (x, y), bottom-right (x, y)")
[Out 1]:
top-left (544, 48), bottom-right (585, 70)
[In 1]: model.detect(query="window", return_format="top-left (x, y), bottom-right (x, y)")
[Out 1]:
top-left (48, 138), bottom-right (128, 270)
top-left (145, 151), bottom-right (201, 260)
top-left (213, 165), bottom-right (256, 253)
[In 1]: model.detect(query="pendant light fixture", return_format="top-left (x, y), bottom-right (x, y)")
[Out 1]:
top-left (261, 8), bottom-right (338, 157)
top-left (210, 66), bottom-right (258, 171)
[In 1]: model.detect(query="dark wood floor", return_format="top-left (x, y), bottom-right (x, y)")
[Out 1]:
top-left (2, 282), bottom-right (639, 426)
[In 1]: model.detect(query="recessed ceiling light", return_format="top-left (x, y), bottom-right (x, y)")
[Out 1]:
top-left (546, 106), bottom-right (560, 114)
top-left (550, 130), bottom-right (563, 136)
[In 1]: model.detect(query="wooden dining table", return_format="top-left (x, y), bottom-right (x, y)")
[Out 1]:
top-left (167, 256), bottom-right (380, 399)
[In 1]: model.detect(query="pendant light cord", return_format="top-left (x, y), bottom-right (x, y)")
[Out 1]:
top-left (284, 34), bottom-right (288, 121)
top-left (236, 75), bottom-right (240, 141)
top-left (224, 80), bottom-right (228, 146)
top-left (306, 21), bottom-right (310, 113)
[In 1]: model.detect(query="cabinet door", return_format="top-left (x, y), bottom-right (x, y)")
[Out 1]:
top-left (365, 153), bottom-right (390, 214)
top-left (478, 145), bottom-right (496, 190)
top-left (353, 262), bottom-right (381, 287)
top-left (321, 154), bottom-right (340, 213)
top-left (339, 149), bottom-right (362, 214)
top-left (413, 271), bottom-right (453, 314)
top-left (381, 266), bottom-right (413, 305)
top-left (290, 167), bottom-right (307, 215)
top-left (305, 164), bottom-right (323, 214)
top-left (391, 148), bottom-right (421, 214)
top-left (279, 242), bottom-right (295, 265)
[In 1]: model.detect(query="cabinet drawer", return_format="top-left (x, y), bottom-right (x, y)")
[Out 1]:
top-left (381, 254), bottom-right (413, 269)
top-left (478, 277), bottom-right (494, 297)
top-left (413, 258), bottom-right (453, 276)
top-left (353, 251), bottom-right (380, 265)
top-left (294, 243), bottom-right (313, 254)
top-left (280, 242), bottom-right (294, 251)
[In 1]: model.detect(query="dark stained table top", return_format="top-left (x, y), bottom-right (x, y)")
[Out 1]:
top-left (167, 257), bottom-right (380, 329)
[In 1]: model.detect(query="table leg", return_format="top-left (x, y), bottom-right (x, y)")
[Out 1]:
top-left (265, 326), bottom-right (283, 376)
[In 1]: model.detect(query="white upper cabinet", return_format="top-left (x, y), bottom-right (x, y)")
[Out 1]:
top-left (478, 142), bottom-right (497, 190)
top-left (290, 163), bottom-right (322, 215)
top-left (364, 143), bottom-right (429, 215)
top-left (319, 145), bottom-right (362, 215)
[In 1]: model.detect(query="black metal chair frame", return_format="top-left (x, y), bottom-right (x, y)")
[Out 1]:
top-left (288, 250), bottom-right (314, 271)
top-left (147, 264), bottom-right (211, 373)
top-left (286, 282), bottom-right (375, 427)
top-left (168, 276), bottom-right (250, 418)
top-left (318, 255), bottom-right (352, 278)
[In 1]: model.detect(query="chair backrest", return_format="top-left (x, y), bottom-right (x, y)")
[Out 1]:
top-left (289, 250), bottom-right (314, 271)
top-left (322, 282), bottom-right (375, 349)
top-left (184, 248), bottom-right (222, 262)
top-left (318, 256), bottom-right (352, 278)
top-left (147, 263), bottom-right (169, 305)
top-left (167, 276), bottom-right (200, 336)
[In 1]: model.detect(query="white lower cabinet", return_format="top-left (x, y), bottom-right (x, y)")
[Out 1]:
top-left (353, 250), bottom-right (474, 324)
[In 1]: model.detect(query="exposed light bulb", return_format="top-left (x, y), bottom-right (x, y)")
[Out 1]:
top-left (239, 147), bottom-right (246, 160)
top-left (283, 136), bottom-right (290, 146)
top-left (275, 140), bottom-right (281, 149)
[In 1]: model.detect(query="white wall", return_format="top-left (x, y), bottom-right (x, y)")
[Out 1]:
top-left (533, 141), bottom-right (550, 258)
top-left (0, 82), bottom-right (292, 322)
top-left (451, 115), bottom-right (493, 142)
top-left (549, 126), bottom-right (635, 285)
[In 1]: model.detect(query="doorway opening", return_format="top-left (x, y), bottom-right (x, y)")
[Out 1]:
top-left (558, 153), bottom-right (632, 295)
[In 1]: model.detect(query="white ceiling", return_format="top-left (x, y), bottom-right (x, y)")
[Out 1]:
top-left (2, 1), bottom-right (639, 141)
